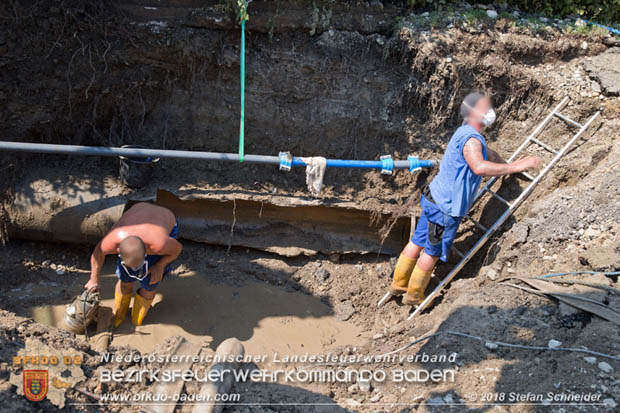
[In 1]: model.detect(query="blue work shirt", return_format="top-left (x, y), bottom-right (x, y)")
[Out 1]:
top-left (429, 124), bottom-right (487, 217)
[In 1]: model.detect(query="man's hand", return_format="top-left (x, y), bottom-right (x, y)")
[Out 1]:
top-left (148, 264), bottom-right (165, 285)
top-left (84, 278), bottom-right (99, 291)
top-left (513, 155), bottom-right (542, 171)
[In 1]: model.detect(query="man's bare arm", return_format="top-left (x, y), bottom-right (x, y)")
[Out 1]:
top-left (463, 138), bottom-right (541, 177)
top-left (149, 238), bottom-right (182, 269)
top-left (86, 235), bottom-right (119, 289)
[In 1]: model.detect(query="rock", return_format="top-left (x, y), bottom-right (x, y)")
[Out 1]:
top-left (334, 300), bottom-right (355, 321)
top-left (575, 18), bottom-right (586, 28)
top-left (486, 269), bottom-right (498, 281)
top-left (603, 37), bottom-right (620, 47)
top-left (347, 383), bottom-right (358, 393)
top-left (372, 333), bottom-right (384, 340)
top-left (444, 394), bottom-right (454, 404)
top-left (584, 357), bottom-right (597, 364)
top-left (313, 268), bottom-right (330, 282)
top-left (592, 81), bottom-right (602, 93)
top-left (598, 361), bottom-right (613, 373)
top-left (345, 398), bottom-right (361, 407)
top-left (486, 10), bottom-right (498, 19)
top-left (506, 224), bottom-right (529, 247)
top-left (603, 398), bottom-right (617, 409)
top-left (369, 392), bottom-right (382, 402)
top-left (427, 396), bottom-right (445, 405)
top-left (584, 227), bottom-right (601, 238)
top-left (327, 253), bottom-right (340, 263)
top-left (50, 263), bottom-right (57, 270)
top-left (42, 260), bottom-right (51, 267)
top-left (358, 379), bottom-right (372, 393)
top-left (584, 48), bottom-right (620, 96)
top-left (548, 339), bottom-right (562, 349)
top-left (421, 12), bottom-right (429, 17)
top-left (485, 342), bottom-right (498, 350)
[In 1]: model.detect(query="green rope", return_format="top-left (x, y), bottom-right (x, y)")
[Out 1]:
top-left (238, 1), bottom-right (249, 162)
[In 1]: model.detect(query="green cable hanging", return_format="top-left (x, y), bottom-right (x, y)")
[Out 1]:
top-left (238, 1), bottom-right (249, 162)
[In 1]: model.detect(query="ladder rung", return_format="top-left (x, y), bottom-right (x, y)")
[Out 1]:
top-left (530, 137), bottom-right (559, 154)
top-left (452, 247), bottom-right (465, 258)
top-left (554, 112), bottom-right (583, 129)
top-left (465, 215), bottom-right (488, 231)
top-left (485, 188), bottom-right (511, 207)
top-left (521, 171), bottom-right (535, 181)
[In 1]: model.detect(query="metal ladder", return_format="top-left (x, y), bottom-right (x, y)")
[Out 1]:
top-left (377, 96), bottom-right (600, 318)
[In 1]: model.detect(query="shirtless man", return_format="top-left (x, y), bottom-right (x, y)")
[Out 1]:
top-left (85, 203), bottom-right (182, 327)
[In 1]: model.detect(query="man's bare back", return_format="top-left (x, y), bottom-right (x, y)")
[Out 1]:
top-left (102, 203), bottom-right (176, 254)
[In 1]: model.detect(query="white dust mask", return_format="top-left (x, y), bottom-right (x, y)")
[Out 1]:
top-left (464, 101), bottom-right (496, 128)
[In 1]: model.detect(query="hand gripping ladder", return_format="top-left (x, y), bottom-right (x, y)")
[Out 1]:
top-left (377, 96), bottom-right (600, 318)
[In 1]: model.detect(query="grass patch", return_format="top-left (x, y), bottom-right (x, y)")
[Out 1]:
top-left (399, 6), bottom-right (617, 40)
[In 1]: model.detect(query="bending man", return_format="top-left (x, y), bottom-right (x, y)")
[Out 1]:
top-left (85, 203), bottom-right (182, 326)
top-left (388, 92), bottom-right (541, 305)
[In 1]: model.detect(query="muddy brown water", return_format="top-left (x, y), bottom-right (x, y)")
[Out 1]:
top-left (21, 264), bottom-right (361, 355)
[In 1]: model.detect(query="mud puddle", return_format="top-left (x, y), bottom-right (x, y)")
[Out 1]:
top-left (26, 265), bottom-right (362, 356)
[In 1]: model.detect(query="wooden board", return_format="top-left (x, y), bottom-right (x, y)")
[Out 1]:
top-left (516, 277), bottom-right (620, 326)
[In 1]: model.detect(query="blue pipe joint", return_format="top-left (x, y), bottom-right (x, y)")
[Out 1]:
top-left (408, 155), bottom-right (422, 173)
top-left (380, 155), bottom-right (394, 175)
top-left (279, 151), bottom-right (292, 171)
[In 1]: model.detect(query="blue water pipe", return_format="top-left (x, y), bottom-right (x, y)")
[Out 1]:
top-left (290, 157), bottom-right (434, 170)
top-left (0, 141), bottom-right (435, 172)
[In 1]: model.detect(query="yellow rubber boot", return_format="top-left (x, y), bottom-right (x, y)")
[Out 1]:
top-left (402, 265), bottom-right (433, 305)
top-left (131, 293), bottom-right (153, 326)
top-left (389, 254), bottom-right (417, 295)
top-left (113, 291), bottom-right (131, 328)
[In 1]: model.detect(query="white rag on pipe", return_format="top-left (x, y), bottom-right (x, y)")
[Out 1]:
top-left (301, 156), bottom-right (327, 196)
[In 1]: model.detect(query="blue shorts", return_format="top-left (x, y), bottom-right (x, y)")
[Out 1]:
top-left (115, 222), bottom-right (179, 291)
top-left (411, 195), bottom-right (461, 262)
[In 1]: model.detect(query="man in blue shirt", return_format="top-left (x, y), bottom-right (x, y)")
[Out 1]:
top-left (389, 92), bottom-right (542, 306)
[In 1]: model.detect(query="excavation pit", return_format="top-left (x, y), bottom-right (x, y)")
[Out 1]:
top-left (1, 1), bottom-right (619, 410)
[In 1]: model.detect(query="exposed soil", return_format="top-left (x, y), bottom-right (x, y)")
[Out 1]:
top-left (1, 1), bottom-right (619, 412)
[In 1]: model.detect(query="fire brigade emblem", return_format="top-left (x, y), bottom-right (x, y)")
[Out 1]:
top-left (23, 370), bottom-right (48, 402)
